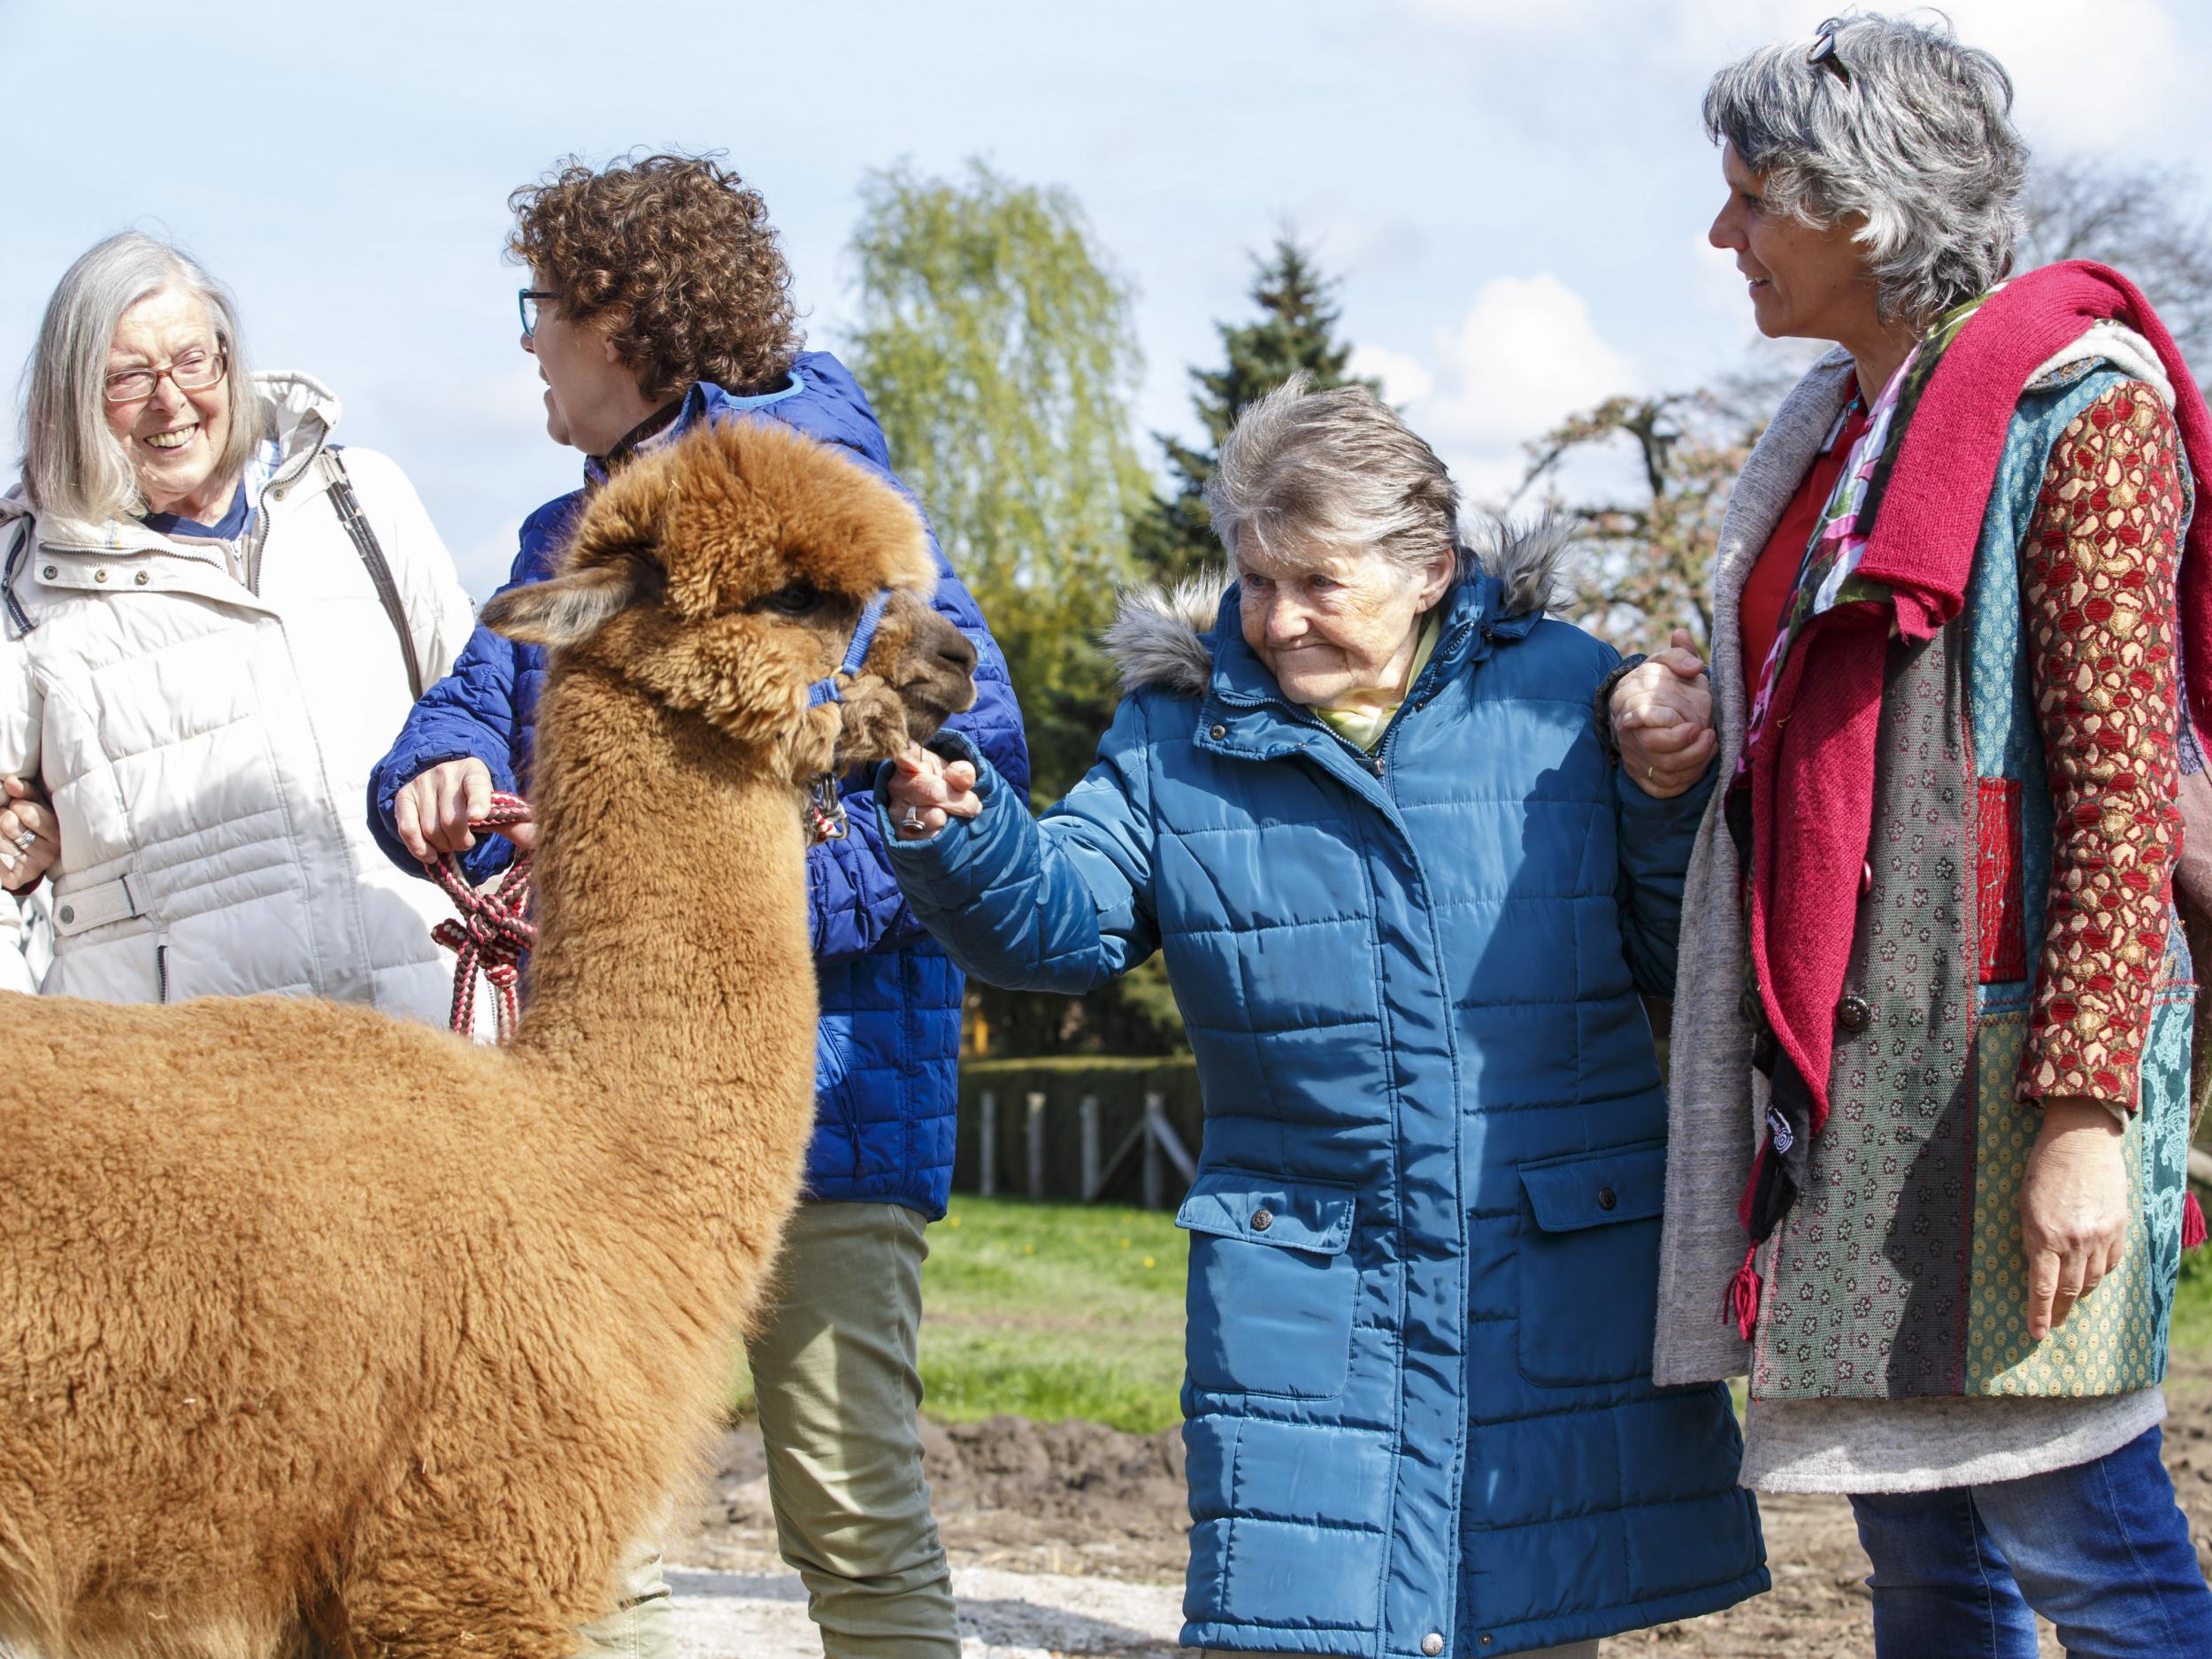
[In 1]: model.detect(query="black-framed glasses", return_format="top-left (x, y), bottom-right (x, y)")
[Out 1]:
top-left (518, 288), bottom-right (558, 339)
top-left (102, 347), bottom-right (228, 405)
top-left (1807, 20), bottom-right (1850, 87)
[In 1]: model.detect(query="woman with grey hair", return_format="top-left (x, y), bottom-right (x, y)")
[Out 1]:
top-left (1, 232), bottom-right (476, 1019)
top-left (879, 374), bottom-right (1765, 1658)
top-left (1663, 11), bottom-right (2212, 1653)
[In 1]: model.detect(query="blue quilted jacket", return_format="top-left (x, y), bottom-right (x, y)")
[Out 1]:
top-left (880, 556), bottom-right (1765, 1655)
top-left (368, 356), bottom-right (1029, 1216)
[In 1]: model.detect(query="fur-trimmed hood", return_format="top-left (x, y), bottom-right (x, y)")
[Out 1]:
top-left (1103, 516), bottom-right (1578, 696)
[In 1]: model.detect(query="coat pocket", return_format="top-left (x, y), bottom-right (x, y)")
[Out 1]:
top-left (1177, 1168), bottom-right (1357, 1400)
top-left (1515, 1142), bottom-right (1667, 1388)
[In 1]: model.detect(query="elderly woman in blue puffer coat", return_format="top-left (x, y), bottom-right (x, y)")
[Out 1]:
top-left (880, 376), bottom-right (1767, 1659)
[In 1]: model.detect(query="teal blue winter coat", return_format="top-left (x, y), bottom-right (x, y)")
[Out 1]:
top-left (881, 542), bottom-right (1767, 1657)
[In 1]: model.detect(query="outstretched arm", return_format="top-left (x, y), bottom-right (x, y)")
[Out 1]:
top-left (877, 696), bottom-right (1159, 995)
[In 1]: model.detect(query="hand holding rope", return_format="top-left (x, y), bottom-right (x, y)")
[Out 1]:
top-left (419, 792), bottom-right (536, 1041)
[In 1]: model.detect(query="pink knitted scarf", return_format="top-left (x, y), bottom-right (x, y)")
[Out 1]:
top-left (1743, 261), bottom-right (2212, 1134)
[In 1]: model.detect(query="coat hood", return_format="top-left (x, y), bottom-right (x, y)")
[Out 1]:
top-left (1104, 515), bottom-right (1578, 696)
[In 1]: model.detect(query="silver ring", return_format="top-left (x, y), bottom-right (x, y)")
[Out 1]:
top-left (901, 808), bottom-right (926, 832)
top-left (10, 829), bottom-right (34, 852)
top-left (1645, 763), bottom-right (1655, 785)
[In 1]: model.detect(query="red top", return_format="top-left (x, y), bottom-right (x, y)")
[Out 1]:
top-left (1740, 390), bottom-right (1866, 695)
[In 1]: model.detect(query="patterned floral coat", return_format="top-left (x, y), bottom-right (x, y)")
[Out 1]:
top-left (1668, 344), bottom-right (2199, 1413)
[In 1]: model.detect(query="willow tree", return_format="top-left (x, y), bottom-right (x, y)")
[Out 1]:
top-left (844, 159), bottom-right (1149, 803)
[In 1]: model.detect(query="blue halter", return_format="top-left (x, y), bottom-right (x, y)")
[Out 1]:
top-left (805, 589), bottom-right (891, 709)
top-left (803, 588), bottom-right (893, 841)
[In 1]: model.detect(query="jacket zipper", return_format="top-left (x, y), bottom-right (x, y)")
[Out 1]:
top-left (245, 429), bottom-right (326, 595)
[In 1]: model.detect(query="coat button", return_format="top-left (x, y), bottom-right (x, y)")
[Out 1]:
top-left (134, 571), bottom-right (150, 586)
top-left (57, 905), bottom-right (74, 925)
top-left (1250, 1208), bottom-right (1273, 1232)
top-left (1423, 1637), bottom-right (1445, 1656)
top-left (1837, 994), bottom-right (1873, 1032)
top-left (1860, 859), bottom-right (1873, 895)
top-left (94, 569), bottom-right (108, 583)
top-left (1209, 724), bottom-right (1226, 740)
top-left (41, 565), bottom-right (56, 579)
top-left (1597, 1187), bottom-right (1617, 1210)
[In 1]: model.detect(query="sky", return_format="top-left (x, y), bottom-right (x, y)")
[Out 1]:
top-left (6, 0), bottom-right (2212, 598)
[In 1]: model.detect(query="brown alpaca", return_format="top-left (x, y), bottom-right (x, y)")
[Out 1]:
top-left (0, 419), bottom-right (977, 1659)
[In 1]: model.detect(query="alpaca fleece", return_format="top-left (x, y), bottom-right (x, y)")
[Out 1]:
top-left (0, 416), bottom-right (965, 1659)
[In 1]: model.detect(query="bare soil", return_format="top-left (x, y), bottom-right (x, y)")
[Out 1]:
top-left (675, 1363), bottom-right (2212, 1656)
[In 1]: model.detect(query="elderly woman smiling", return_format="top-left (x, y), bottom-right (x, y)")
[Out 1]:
top-left (1, 233), bottom-right (474, 1014)
top-left (1658, 12), bottom-right (2212, 1655)
top-left (882, 376), bottom-right (1764, 1659)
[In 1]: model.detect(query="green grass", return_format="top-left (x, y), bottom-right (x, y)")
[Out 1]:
top-left (2170, 1227), bottom-right (2212, 1354)
top-left (729, 1194), bottom-right (1190, 1434)
top-left (729, 1188), bottom-right (2212, 1434)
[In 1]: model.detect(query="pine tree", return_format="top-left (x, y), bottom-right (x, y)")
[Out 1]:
top-left (1132, 236), bottom-right (1378, 586)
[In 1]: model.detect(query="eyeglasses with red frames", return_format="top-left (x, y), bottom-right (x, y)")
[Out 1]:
top-left (103, 347), bottom-right (228, 405)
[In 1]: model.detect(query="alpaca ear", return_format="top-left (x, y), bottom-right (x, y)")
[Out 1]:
top-left (482, 559), bottom-right (657, 648)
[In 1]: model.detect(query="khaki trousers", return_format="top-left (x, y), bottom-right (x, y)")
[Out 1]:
top-left (584, 1200), bottom-right (956, 1658)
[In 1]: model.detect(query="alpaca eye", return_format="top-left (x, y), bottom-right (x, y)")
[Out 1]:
top-left (760, 582), bottom-right (823, 616)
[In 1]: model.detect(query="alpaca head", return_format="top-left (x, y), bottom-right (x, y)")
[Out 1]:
top-left (482, 419), bottom-right (979, 784)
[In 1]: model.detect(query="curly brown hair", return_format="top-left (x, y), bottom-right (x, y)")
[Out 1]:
top-left (510, 152), bottom-right (802, 400)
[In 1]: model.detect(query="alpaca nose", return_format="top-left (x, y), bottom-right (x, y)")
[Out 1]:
top-left (937, 629), bottom-right (978, 679)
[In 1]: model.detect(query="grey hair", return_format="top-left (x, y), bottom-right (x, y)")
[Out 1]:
top-left (1206, 373), bottom-right (1459, 579)
top-left (1703, 11), bottom-right (2028, 327)
top-left (19, 233), bottom-right (268, 524)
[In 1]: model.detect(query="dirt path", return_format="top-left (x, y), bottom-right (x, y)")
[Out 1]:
top-left (672, 1364), bottom-right (2212, 1655)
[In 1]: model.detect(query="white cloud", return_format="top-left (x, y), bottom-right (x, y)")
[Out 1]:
top-left (1403, 0), bottom-right (2205, 106)
top-left (1942, 0), bottom-right (2193, 147)
top-left (1347, 344), bottom-right (1433, 405)
top-left (1357, 273), bottom-right (1637, 503)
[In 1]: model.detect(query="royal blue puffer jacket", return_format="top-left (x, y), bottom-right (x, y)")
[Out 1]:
top-left (368, 356), bottom-right (1028, 1216)
top-left (880, 548), bottom-right (1765, 1655)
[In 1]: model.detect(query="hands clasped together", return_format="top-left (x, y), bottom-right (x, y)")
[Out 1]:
top-left (1611, 629), bottom-right (1717, 800)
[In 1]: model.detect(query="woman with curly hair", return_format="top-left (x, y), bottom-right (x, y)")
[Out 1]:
top-left (368, 152), bottom-right (1028, 1658)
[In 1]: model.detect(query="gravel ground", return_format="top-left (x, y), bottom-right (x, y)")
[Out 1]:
top-left (669, 1363), bottom-right (2212, 1656)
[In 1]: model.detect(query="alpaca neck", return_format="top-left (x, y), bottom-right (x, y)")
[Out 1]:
top-left (512, 664), bottom-right (816, 1116)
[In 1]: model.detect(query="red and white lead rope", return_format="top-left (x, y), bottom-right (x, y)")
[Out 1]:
top-left (422, 791), bottom-right (537, 1042)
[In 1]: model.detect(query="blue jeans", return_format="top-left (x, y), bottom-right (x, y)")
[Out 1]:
top-left (1848, 1425), bottom-right (2212, 1658)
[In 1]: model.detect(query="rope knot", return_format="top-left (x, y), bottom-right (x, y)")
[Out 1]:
top-left (421, 792), bottom-right (537, 1041)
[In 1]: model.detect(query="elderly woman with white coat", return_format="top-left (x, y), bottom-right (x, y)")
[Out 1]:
top-left (1, 232), bottom-right (476, 1018)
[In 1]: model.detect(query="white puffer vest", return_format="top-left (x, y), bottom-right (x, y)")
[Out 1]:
top-left (0, 373), bottom-right (476, 1022)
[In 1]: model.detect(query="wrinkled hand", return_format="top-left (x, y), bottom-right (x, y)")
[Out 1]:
top-left (886, 742), bottom-right (980, 841)
top-left (1613, 629), bottom-right (1717, 799)
top-left (392, 758), bottom-right (537, 861)
top-left (2019, 1098), bottom-right (2131, 1341)
top-left (0, 775), bottom-right (58, 892)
